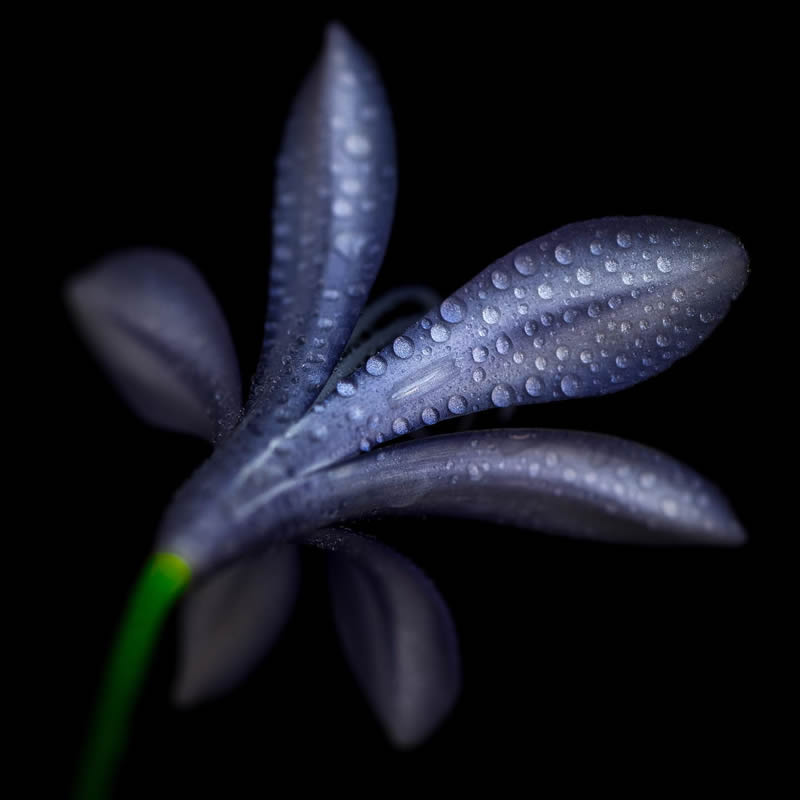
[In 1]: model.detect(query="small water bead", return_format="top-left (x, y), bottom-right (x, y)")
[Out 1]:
top-left (540, 312), bottom-right (554, 326)
top-left (365, 354), bottom-right (387, 376)
top-left (576, 267), bottom-right (593, 285)
top-left (440, 297), bottom-right (466, 323)
top-left (630, 287), bottom-right (641, 299)
top-left (590, 240), bottom-right (603, 255)
top-left (555, 244), bottom-right (574, 265)
top-left (561, 374), bottom-right (581, 396)
top-left (359, 438), bottom-right (371, 452)
top-left (421, 407), bottom-right (440, 425)
top-left (447, 395), bottom-right (468, 414)
top-left (580, 350), bottom-right (593, 363)
top-left (514, 252), bottom-right (537, 275)
top-left (524, 320), bottom-right (538, 336)
top-left (332, 199), bottom-right (353, 217)
top-left (657, 256), bottom-right (672, 273)
top-left (525, 376), bottom-right (545, 396)
top-left (605, 258), bottom-right (619, 273)
top-left (533, 336), bottom-right (545, 348)
top-left (700, 311), bottom-right (715, 323)
top-left (472, 345), bottom-right (489, 363)
top-left (478, 326), bottom-right (488, 337)
top-left (537, 283), bottom-right (554, 300)
top-left (529, 462), bottom-right (541, 477)
top-left (420, 318), bottom-right (432, 330)
top-left (617, 231), bottom-right (632, 248)
top-left (517, 303), bottom-right (529, 314)
top-left (478, 290), bottom-right (488, 300)
top-left (392, 417), bottom-right (410, 436)
top-left (336, 377), bottom-right (357, 397)
top-left (514, 287), bottom-right (526, 299)
top-left (491, 383), bottom-right (513, 407)
top-left (642, 249), bottom-right (652, 261)
top-left (345, 133), bottom-right (371, 157)
top-left (556, 345), bottom-right (570, 361)
top-left (473, 368), bottom-right (486, 382)
top-left (393, 336), bottom-right (415, 358)
top-left (492, 270), bottom-right (511, 290)
top-left (622, 271), bottom-right (634, 285)
top-left (615, 354), bottom-right (629, 368)
top-left (563, 309), bottom-right (578, 324)
top-left (482, 306), bottom-right (501, 324)
top-left (431, 323), bottom-right (450, 343)
top-left (535, 355), bottom-right (548, 370)
top-left (661, 498), bottom-right (678, 518)
top-left (422, 345), bottom-right (432, 356)
top-left (512, 351), bottom-right (524, 364)
top-left (656, 334), bottom-right (669, 346)
top-left (588, 302), bottom-right (602, 318)
top-left (608, 296), bottom-right (622, 310)
top-left (496, 333), bottom-right (512, 354)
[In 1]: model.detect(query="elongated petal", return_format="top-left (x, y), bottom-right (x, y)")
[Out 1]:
top-left (309, 529), bottom-right (460, 747)
top-left (265, 217), bottom-right (748, 477)
top-left (249, 23), bottom-right (396, 430)
top-left (279, 430), bottom-right (745, 546)
top-left (173, 545), bottom-right (301, 706)
top-left (66, 248), bottom-right (242, 442)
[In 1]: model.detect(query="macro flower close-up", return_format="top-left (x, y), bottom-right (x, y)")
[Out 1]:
top-left (54, 13), bottom-right (760, 800)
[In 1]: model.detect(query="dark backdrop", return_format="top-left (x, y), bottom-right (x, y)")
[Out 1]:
top-left (49, 9), bottom-right (764, 796)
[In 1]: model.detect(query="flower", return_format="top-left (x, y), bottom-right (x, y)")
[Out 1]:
top-left (67, 22), bottom-right (749, 797)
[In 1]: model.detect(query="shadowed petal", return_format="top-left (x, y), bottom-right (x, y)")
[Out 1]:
top-left (279, 430), bottom-right (745, 546)
top-left (66, 248), bottom-right (242, 442)
top-left (248, 22), bottom-right (396, 431)
top-left (173, 545), bottom-right (301, 706)
top-left (265, 217), bottom-right (748, 477)
top-left (308, 529), bottom-right (460, 748)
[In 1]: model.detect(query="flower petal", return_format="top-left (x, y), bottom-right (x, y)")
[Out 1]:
top-left (280, 430), bottom-right (745, 546)
top-left (309, 529), bottom-right (460, 748)
top-left (66, 248), bottom-right (241, 442)
top-left (248, 23), bottom-right (396, 431)
top-left (269, 217), bottom-right (748, 475)
top-left (172, 545), bottom-right (301, 706)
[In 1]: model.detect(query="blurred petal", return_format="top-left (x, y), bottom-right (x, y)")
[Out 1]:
top-left (309, 529), bottom-right (460, 748)
top-left (282, 430), bottom-right (745, 546)
top-left (173, 545), bottom-right (301, 706)
top-left (66, 248), bottom-right (241, 442)
top-left (249, 22), bottom-right (396, 432)
top-left (271, 217), bottom-right (748, 476)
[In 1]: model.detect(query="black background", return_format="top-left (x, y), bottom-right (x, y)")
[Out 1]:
top-left (47, 8), bottom-right (766, 797)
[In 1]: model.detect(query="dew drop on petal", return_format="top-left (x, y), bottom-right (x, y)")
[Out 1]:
top-left (491, 383), bottom-right (513, 407)
top-left (392, 417), bottom-right (410, 436)
top-left (440, 296), bottom-right (466, 323)
top-left (365, 354), bottom-right (387, 376)
top-left (421, 407), bottom-right (440, 425)
top-left (447, 395), bottom-right (468, 414)
top-left (393, 336), bottom-right (415, 359)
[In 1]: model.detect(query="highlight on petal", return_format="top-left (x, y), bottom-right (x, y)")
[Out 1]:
top-left (308, 529), bottom-right (460, 748)
top-left (248, 22), bottom-right (397, 430)
top-left (280, 430), bottom-right (745, 547)
top-left (173, 545), bottom-right (301, 706)
top-left (66, 248), bottom-right (242, 442)
top-left (269, 217), bottom-right (749, 476)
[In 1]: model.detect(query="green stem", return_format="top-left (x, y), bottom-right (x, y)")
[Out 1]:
top-left (74, 552), bottom-right (192, 800)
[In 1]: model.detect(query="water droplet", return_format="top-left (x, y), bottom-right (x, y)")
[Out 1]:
top-left (491, 383), bottom-right (513, 407)
top-left (657, 255), bottom-right (672, 273)
top-left (563, 309), bottom-right (578, 324)
top-left (617, 231), bottom-right (632, 248)
top-left (525, 376), bottom-right (544, 396)
top-left (514, 251), bottom-right (537, 275)
top-left (514, 287), bottom-right (526, 299)
top-left (590, 241), bottom-right (603, 255)
top-left (524, 320), bottom-right (538, 336)
top-left (492, 270), bottom-right (511, 289)
top-left (529, 462), bottom-right (541, 477)
top-left (359, 438), bottom-right (371, 452)
top-left (656, 334), bottom-right (669, 347)
top-left (540, 312), bottom-right (554, 326)
top-left (512, 351), bottom-right (524, 364)
top-left (580, 350), bottom-right (593, 363)
top-left (700, 311), bottom-right (715, 324)
top-left (615, 354), bottom-right (629, 368)
top-left (366, 354), bottom-right (387, 376)
top-left (517, 303), bottom-right (529, 315)
top-left (537, 283), bottom-right (554, 300)
top-left (472, 346), bottom-right (488, 363)
top-left (496, 333), bottom-right (512, 354)
top-left (622, 271), bottom-right (634, 285)
top-left (608, 296), bottom-right (622, 310)
top-left (440, 297), bottom-right (466, 323)
top-left (555, 244), bottom-right (574, 265)
top-left (421, 407), bottom-right (440, 425)
top-left (672, 288), bottom-right (686, 303)
top-left (447, 395), bottom-right (468, 414)
top-left (393, 336), bottom-right (415, 358)
top-left (336, 377), bottom-right (357, 397)
top-left (556, 345), bottom-right (570, 361)
top-left (588, 302), bottom-right (602, 318)
top-left (535, 355), bottom-right (548, 370)
top-left (576, 267), bottom-right (593, 285)
top-left (332, 198), bottom-right (353, 217)
top-left (661, 498), bottom-right (678, 518)
top-left (561, 374), bottom-right (580, 396)
top-left (431, 323), bottom-right (450, 343)
top-left (605, 258), bottom-right (619, 273)
top-left (345, 133), bottom-right (371, 157)
top-left (468, 462), bottom-right (482, 481)
top-left (420, 318), bottom-right (432, 330)
top-left (392, 417), bottom-right (410, 436)
top-left (482, 306), bottom-right (500, 324)
top-left (473, 367), bottom-right (486, 382)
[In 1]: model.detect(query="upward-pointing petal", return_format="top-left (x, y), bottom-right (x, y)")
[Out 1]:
top-left (66, 248), bottom-right (242, 442)
top-left (248, 23), bottom-right (397, 433)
